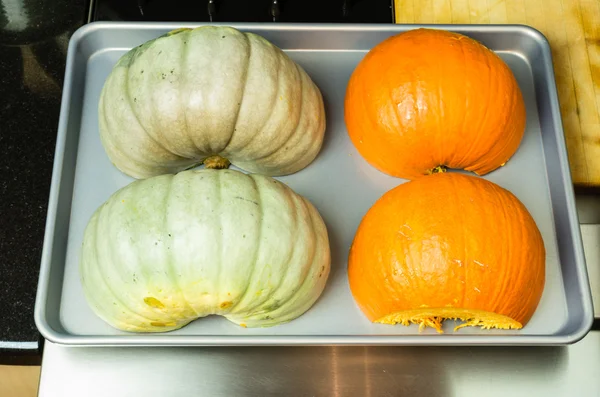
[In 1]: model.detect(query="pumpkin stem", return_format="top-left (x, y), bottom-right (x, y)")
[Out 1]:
top-left (203, 155), bottom-right (231, 170)
top-left (427, 165), bottom-right (447, 175)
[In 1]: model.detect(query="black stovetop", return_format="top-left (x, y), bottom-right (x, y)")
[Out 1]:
top-left (91, 0), bottom-right (393, 23)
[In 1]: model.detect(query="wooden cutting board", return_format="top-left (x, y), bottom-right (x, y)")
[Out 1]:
top-left (394, 0), bottom-right (600, 186)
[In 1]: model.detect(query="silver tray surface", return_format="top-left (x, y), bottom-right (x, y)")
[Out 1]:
top-left (34, 22), bottom-right (593, 346)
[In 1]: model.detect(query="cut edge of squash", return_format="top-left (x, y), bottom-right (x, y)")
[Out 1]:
top-left (375, 307), bottom-right (523, 333)
top-left (167, 28), bottom-right (193, 36)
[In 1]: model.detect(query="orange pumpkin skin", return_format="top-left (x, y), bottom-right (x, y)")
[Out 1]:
top-left (348, 173), bottom-right (545, 330)
top-left (344, 28), bottom-right (526, 180)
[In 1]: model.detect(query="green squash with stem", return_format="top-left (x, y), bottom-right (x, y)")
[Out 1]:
top-left (99, 26), bottom-right (326, 179)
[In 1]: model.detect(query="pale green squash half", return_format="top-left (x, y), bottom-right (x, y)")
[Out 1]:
top-left (80, 169), bottom-right (331, 332)
top-left (98, 26), bottom-right (326, 179)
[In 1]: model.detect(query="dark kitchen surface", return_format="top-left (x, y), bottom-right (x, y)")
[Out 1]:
top-left (93, 0), bottom-right (393, 23)
top-left (0, 0), bottom-right (392, 357)
top-left (0, 0), bottom-right (87, 359)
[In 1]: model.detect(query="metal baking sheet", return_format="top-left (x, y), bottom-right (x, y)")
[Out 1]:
top-left (35, 22), bottom-right (594, 346)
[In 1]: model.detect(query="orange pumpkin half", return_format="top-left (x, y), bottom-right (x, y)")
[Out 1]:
top-left (348, 173), bottom-right (545, 332)
top-left (345, 28), bottom-right (526, 180)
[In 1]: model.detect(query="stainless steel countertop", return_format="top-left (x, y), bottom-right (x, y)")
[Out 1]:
top-left (38, 199), bottom-right (600, 396)
top-left (39, 332), bottom-right (600, 396)
top-left (578, 193), bottom-right (600, 320)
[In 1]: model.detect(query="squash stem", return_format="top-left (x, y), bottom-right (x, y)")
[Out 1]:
top-left (203, 155), bottom-right (231, 170)
top-left (427, 165), bottom-right (447, 175)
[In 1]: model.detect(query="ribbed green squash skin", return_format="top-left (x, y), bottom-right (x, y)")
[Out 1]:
top-left (80, 169), bottom-right (330, 332)
top-left (98, 26), bottom-right (326, 179)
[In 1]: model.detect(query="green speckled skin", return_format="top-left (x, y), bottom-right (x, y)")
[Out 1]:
top-left (80, 169), bottom-right (331, 332)
top-left (98, 26), bottom-right (326, 179)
